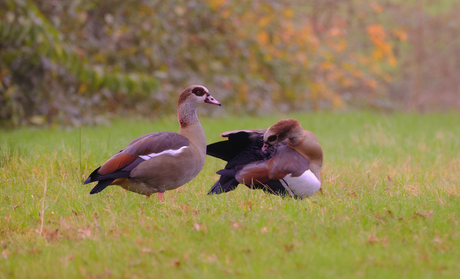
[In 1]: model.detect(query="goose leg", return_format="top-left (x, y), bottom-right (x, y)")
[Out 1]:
top-left (280, 178), bottom-right (295, 199)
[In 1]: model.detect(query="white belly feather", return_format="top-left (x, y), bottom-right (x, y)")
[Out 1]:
top-left (280, 170), bottom-right (321, 198)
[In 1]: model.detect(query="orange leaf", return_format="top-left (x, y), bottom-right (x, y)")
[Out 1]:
top-left (256, 30), bottom-right (270, 45)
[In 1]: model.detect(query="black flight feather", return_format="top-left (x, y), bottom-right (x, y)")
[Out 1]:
top-left (207, 132), bottom-right (284, 195)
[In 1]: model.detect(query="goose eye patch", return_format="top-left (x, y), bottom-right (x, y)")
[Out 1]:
top-left (192, 87), bottom-right (206, 96)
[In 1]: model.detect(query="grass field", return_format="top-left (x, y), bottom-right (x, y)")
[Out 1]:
top-left (1, 111), bottom-right (459, 278)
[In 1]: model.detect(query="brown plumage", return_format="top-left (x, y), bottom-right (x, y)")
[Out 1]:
top-left (207, 118), bottom-right (323, 199)
top-left (262, 119), bottom-right (323, 182)
top-left (84, 85), bottom-right (221, 200)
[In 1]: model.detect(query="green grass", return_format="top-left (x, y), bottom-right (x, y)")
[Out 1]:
top-left (1, 111), bottom-right (459, 278)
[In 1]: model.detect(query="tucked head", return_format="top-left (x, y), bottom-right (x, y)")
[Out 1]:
top-left (178, 85), bottom-right (221, 107)
top-left (262, 119), bottom-right (302, 151)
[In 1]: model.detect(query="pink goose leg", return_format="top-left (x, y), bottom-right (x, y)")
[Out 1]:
top-left (157, 192), bottom-right (165, 202)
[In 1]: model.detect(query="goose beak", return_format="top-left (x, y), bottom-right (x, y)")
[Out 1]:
top-left (204, 94), bottom-right (221, 106)
top-left (261, 142), bottom-right (270, 152)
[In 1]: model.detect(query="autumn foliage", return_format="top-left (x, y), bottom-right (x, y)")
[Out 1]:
top-left (0, 0), bottom-right (459, 126)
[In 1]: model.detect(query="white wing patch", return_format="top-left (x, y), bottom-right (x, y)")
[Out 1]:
top-left (280, 170), bottom-right (321, 198)
top-left (139, 146), bottom-right (187, 160)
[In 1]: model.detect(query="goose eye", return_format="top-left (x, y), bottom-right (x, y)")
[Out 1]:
top-left (192, 87), bottom-right (206, 96)
top-left (267, 135), bottom-right (277, 142)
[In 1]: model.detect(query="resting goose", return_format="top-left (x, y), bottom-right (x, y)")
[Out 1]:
top-left (207, 119), bottom-right (323, 199)
top-left (84, 85), bottom-right (221, 200)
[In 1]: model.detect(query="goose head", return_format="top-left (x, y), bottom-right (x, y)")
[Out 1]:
top-left (262, 119), bottom-right (305, 151)
top-left (177, 85), bottom-right (221, 129)
top-left (178, 85), bottom-right (221, 107)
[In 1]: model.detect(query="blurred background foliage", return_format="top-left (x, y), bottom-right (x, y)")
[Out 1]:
top-left (1, 0), bottom-right (459, 127)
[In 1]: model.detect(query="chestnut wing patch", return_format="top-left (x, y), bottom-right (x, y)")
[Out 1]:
top-left (236, 145), bottom-right (309, 183)
top-left (98, 132), bottom-right (189, 175)
top-left (236, 161), bottom-right (272, 184)
top-left (265, 146), bottom-right (310, 180)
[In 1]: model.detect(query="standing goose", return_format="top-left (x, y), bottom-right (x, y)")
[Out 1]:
top-left (207, 119), bottom-right (323, 199)
top-left (84, 85), bottom-right (221, 200)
